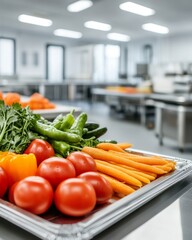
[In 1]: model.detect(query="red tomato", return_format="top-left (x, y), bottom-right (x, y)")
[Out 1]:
top-left (66, 151), bottom-right (96, 175)
top-left (14, 176), bottom-right (53, 215)
top-left (78, 172), bottom-right (113, 204)
top-left (36, 157), bottom-right (76, 189)
top-left (0, 167), bottom-right (8, 198)
top-left (24, 139), bottom-right (55, 165)
top-left (8, 182), bottom-right (18, 203)
top-left (54, 178), bottom-right (96, 217)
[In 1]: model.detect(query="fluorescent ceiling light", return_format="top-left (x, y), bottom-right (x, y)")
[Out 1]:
top-left (142, 23), bottom-right (169, 34)
top-left (67, 0), bottom-right (93, 12)
top-left (84, 21), bottom-right (111, 31)
top-left (18, 14), bottom-right (52, 27)
top-left (107, 33), bottom-right (130, 42)
top-left (119, 2), bottom-right (155, 16)
top-left (54, 29), bottom-right (82, 38)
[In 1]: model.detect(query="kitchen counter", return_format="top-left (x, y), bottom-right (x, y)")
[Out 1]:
top-left (1, 174), bottom-right (192, 240)
top-left (0, 79), bottom-right (133, 101)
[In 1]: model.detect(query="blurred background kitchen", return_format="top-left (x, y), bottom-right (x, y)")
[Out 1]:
top-left (0, 0), bottom-right (192, 158)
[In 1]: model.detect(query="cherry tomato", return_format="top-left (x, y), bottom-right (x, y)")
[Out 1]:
top-left (54, 178), bottom-right (96, 217)
top-left (14, 176), bottom-right (53, 215)
top-left (66, 151), bottom-right (96, 175)
top-left (36, 157), bottom-right (76, 189)
top-left (78, 172), bottom-right (113, 204)
top-left (24, 139), bottom-right (55, 165)
top-left (0, 167), bottom-right (8, 198)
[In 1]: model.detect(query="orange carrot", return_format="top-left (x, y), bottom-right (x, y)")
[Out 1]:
top-left (153, 163), bottom-right (174, 173)
top-left (109, 150), bottom-right (168, 165)
top-left (117, 142), bottom-right (133, 149)
top-left (96, 160), bottom-right (150, 184)
top-left (99, 173), bottom-right (135, 195)
top-left (96, 161), bottom-right (142, 187)
top-left (82, 147), bottom-right (166, 175)
top-left (116, 164), bottom-right (157, 179)
top-left (96, 142), bottom-right (125, 153)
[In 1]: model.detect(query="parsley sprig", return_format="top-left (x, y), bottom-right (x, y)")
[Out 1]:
top-left (0, 101), bottom-right (40, 153)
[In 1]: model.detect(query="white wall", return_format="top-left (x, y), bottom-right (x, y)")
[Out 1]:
top-left (17, 35), bottom-right (45, 80)
top-left (127, 33), bottom-right (192, 77)
top-left (2, 29), bottom-right (192, 82)
top-left (0, 29), bottom-right (86, 81)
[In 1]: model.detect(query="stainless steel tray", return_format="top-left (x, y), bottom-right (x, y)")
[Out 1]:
top-left (0, 149), bottom-right (192, 240)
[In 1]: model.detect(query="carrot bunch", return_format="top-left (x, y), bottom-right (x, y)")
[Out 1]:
top-left (23, 93), bottom-right (56, 110)
top-left (82, 143), bottom-right (176, 197)
top-left (3, 92), bottom-right (21, 106)
top-left (1, 92), bottom-right (56, 110)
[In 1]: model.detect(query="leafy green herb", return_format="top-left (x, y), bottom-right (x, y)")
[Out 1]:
top-left (0, 101), bottom-right (40, 153)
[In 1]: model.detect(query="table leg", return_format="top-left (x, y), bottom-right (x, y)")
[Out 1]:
top-left (178, 110), bottom-right (185, 152)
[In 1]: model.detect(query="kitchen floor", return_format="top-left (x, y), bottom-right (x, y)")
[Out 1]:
top-left (58, 100), bottom-right (192, 161)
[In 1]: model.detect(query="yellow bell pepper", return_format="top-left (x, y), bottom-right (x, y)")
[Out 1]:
top-left (0, 152), bottom-right (16, 172)
top-left (7, 153), bottom-right (37, 186)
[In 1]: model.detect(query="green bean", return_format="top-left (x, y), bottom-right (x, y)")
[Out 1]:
top-left (60, 112), bottom-right (75, 131)
top-left (69, 112), bottom-right (87, 137)
top-left (52, 114), bottom-right (64, 129)
top-left (83, 127), bottom-right (107, 139)
top-left (33, 121), bottom-right (81, 143)
top-left (50, 140), bottom-right (70, 157)
top-left (84, 122), bottom-right (100, 131)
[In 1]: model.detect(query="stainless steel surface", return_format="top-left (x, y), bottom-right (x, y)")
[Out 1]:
top-left (93, 175), bottom-right (192, 240)
top-left (0, 80), bottom-right (131, 101)
top-left (0, 150), bottom-right (191, 240)
top-left (155, 102), bottom-right (192, 150)
top-left (150, 93), bottom-right (192, 105)
top-left (121, 185), bottom-right (192, 240)
top-left (91, 88), bottom-right (153, 125)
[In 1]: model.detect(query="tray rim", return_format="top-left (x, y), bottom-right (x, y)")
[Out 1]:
top-left (0, 149), bottom-right (192, 240)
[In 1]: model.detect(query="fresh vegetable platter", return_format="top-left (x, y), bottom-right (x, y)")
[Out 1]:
top-left (0, 101), bottom-right (192, 240)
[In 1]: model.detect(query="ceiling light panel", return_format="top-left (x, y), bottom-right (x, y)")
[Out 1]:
top-left (18, 14), bottom-right (52, 27)
top-left (119, 2), bottom-right (155, 16)
top-left (84, 21), bottom-right (111, 31)
top-left (107, 33), bottom-right (130, 42)
top-left (67, 0), bottom-right (93, 12)
top-left (142, 23), bottom-right (169, 34)
top-left (54, 29), bottom-right (82, 38)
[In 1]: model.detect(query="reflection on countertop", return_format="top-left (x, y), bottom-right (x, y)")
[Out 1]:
top-left (122, 186), bottom-right (192, 240)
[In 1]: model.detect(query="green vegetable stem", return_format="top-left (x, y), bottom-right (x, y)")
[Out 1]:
top-left (33, 121), bottom-right (81, 143)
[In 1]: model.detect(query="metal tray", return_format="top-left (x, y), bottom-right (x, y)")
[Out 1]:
top-left (0, 149), bottom-right (192, 240)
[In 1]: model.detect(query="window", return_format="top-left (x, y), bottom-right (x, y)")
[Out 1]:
top-left (0, 38), bottom-right (16, 76)
top-left (105, 45), bottom-right (120, 81)
top-left (46, 44), bottom-right (65, 82)
top-left (93, 44), bottom-right (120, 81)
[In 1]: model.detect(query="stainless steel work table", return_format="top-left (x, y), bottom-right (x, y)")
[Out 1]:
top-left (149, 94), bottom-right (192, 151)
top-left (91, 88), bottom-right (153, 125)
top-left (1, 174), bottom-right (192, 240)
